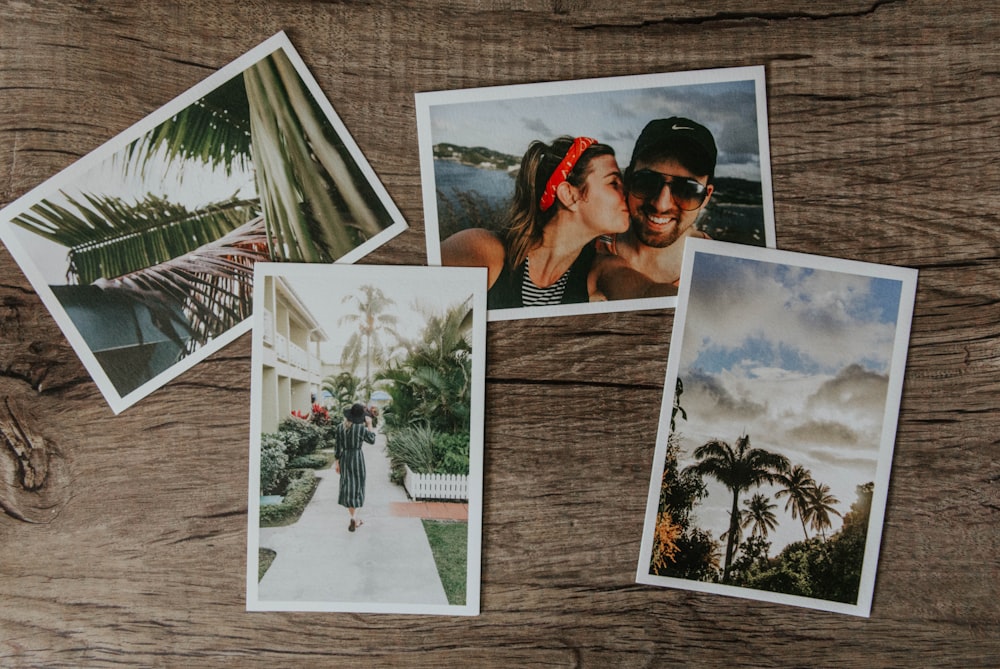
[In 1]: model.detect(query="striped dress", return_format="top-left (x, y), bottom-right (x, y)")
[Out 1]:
top-left (335, 422), bottom-right (376, 508)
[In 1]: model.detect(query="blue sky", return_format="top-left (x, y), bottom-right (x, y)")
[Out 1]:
top-left (686, 254), bottom-right (903, 377)
top-left (672, 250), bottom-right (904, 555)
top-left (426, 78), bottom-right (763, 180)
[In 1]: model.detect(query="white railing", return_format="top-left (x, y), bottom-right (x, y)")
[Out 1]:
top-left (289, 341), bottom-right (308, 370)
top-left (308, 353), bottom-right (322, 376)
top-left (403, 465), bottom-right (469, 501)
top-left (275, 333), bottom-right (288, 362)
top-left (262, 308), bottom-right (274, 346)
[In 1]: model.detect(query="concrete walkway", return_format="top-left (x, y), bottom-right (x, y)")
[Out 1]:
top-left (258, 432), bottom-right (449, 606)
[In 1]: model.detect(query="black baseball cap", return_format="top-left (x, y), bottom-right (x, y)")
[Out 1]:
top-left (629, 117), bottom-right (717, 179)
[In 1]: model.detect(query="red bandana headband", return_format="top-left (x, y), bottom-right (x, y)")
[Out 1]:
top-left (539, 137), bottom-right (597, 212)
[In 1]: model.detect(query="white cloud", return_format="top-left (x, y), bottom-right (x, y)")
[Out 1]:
top-left (680, 257), bottom-right (898, 374)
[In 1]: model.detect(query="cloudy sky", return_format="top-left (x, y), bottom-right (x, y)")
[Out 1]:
top-left (670, 249), bottom-right (906, 555)
top-left (425, 76), bottom-right (764, 180)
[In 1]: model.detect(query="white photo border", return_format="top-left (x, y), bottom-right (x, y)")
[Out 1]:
top-left (416, 66), bottom-right (775, 322)
top-left (245, 263), bottom-right (486, 616)
top-left (635, 238), bottom-right (917, 617)
top-left (0, 31), bottom-right (408, 414)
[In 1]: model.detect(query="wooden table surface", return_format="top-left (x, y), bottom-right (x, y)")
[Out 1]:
top-left (1, 1), bottom-right (997, 666)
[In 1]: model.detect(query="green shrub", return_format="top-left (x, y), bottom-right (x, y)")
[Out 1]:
top-left (288, 453), bottom-right (331, 470)
top-left (258, 548), bottom-right (276, 581)
top-left (385, 424), bottom-right (438, 477)
top-left (277, 416), bottom-right (327, 458)
top-left (260, 433), bottom-right (288, 495)
top-left (259, 470), bottom-right (320, 527)
top-left (434, 432), bottom-right (470, 475)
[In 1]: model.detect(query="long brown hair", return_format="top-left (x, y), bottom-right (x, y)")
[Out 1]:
top-left (504, 136), bottom-right (615, 271)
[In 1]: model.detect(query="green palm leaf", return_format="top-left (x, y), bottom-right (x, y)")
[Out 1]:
top-left (12, 192), bottom-right (261, 284)
top-left (117, 70), bottom-right (253, 179)
top-left (94, 216), bottom-right (269, 352)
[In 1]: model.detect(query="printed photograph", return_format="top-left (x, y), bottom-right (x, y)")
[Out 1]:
top-left (245, 263), bottom-right (486, 615)
top-left (416, 66), bottom-right (774, 321)
top-left (0, 32), bottom-right (407, 413)
top-left (636, 238), bottom-right (917, 617)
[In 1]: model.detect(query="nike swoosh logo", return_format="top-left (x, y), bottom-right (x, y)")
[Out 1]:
top-left (672, 124), bottom-right (693, 131)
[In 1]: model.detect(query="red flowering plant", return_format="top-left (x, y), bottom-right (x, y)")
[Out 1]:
top-left (309, 403), bottom-right (331, 426)
top-left (290, 404), bottom-right (330, 425)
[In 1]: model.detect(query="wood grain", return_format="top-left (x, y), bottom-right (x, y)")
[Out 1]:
top-left (1, 1), bottom-right (998, 666)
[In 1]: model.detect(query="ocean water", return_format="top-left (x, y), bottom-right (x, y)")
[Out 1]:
top-left (434, 160), bottom-right (514, 209)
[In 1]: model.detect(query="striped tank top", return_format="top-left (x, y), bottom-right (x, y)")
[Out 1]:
top-left (520, 257), bottom-right (571, 306)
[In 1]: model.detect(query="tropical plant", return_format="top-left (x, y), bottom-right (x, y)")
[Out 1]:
top-left (739, 483), bottom-right (872, 604)
top-left (684, 433), bottom-right (789, 583)
top-left (775, 464), bottom-right (818, 541)
top-left (433, 432), bottom-right (471, 475)
top-left (384, 424), bottom-right (439, 481)
top-left (720, 509), bottom-right (743, 546)
top-left (742, 492), bottom-right (779, 541)
top-left (322, 371), bottom-right (360, 408)
top-left (649, 432), bottom-right (719, 581)
top-left (671, 377), bottom-right (687, 433)
top-left (379, 296), bottom-right (473, 433)
top-left (651, 512), bottom-right (683, 573)
top-left (10, 49), bottom-right (392, 394)
top-left (729, 534), bottom-right (772, 579)
top-left (806, 482), bottom-right (843, 540)
top-left (339, 284), bottom-right (399, 401)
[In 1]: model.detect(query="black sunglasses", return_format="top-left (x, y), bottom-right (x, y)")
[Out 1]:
top-left (628, 169), bottom-right (709, 211)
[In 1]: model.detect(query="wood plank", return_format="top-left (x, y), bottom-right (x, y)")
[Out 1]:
top-left (1, 1), bottom-right (997, 666)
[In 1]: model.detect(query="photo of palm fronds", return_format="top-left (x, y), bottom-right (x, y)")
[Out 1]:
top-left (0, 33), bottom-right (406, 412)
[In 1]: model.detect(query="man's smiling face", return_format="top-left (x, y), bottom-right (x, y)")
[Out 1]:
top-left (627, 157), bottom-right (712, 249)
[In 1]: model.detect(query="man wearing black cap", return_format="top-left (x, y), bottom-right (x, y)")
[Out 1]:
top-left (590, 116), bottom-right (716, 299)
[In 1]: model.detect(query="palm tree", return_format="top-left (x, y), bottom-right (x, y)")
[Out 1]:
top-left (379, 297), bottom-right (474, 432)
top-left (741, 492), bottom-right (779, 541)
top-left (322, 371), bottom-right (360, 408)
top-left (9, 49), bottom-right (392, 395)
top-left (684, 434), bottom-right (789, 583)
top-left (339, 285), bottom-right (398, 402)
top-left (807, 482), bottom-right (843, 540)
top-left (775, 464), bottom-right (819, 540)
top-left (720, 509), bottom-right (743, 548)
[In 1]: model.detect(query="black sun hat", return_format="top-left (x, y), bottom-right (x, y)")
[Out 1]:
top-left (344, 403), bottom-right (370, 424)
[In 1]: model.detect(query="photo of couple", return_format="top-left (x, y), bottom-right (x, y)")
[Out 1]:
top-left (416, 66), bottom-right (774, 320)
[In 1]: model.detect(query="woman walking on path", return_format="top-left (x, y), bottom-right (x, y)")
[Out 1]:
top-left (334, 403), bottom-right (377, 531)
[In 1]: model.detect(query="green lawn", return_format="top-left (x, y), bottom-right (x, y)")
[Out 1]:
top-left (422, 520), bottom-right (468, 606)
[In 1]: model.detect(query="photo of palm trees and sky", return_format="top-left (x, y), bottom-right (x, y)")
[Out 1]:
top-left (638, 238), bottom-right (916, 616)
top-left (0, 32), bottom-right (406, 414)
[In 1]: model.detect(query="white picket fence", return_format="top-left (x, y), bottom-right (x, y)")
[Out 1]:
top-left (403, 465), bottom-right (469, 501)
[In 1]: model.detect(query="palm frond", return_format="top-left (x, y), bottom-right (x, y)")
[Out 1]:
top-left (94, 216), bottom-right (269, 352)
top-left (12, 192), bottom-right (261, 284)
top-left (117, 71), bottom-right (253, 178)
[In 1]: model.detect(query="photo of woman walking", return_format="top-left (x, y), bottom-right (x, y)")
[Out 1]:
top-left (248, 263), bottom-right (486, 615)
top-left (335, 403), bottom-right (377, 531)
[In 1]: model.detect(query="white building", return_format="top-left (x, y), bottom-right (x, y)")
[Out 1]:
top-left (258, 275), bottom-right (328, 433)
